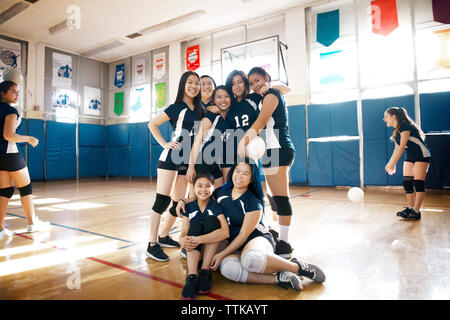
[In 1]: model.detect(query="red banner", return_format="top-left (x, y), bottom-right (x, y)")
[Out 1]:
top-left (186, 45), bottom-right (200, 71)
top-left (371, 0), bottom-right (398, 36)
top-left (432, 0), bottom-right (450, 24)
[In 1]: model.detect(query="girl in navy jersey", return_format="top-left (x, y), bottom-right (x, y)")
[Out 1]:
top-left (238, 67), bottom-right (296, 259)
top-left (146, 71), bottom-right (203, 261)
top-left (186, 85), bottom-right (233, 188)
top-left (200, 75), bottom-right (216, 108)
top-left (384, 107), bottom-right (431, 220)
top-left (0, 80), bottom-right (50, 238)
top-left (179, 172), bottom-right (229, 299)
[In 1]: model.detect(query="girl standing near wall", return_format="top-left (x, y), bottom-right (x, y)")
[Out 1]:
top-left (200, 75), bottom-right (216, 108)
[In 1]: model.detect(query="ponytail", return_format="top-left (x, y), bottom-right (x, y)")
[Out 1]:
top-left (386, 107), bottom-right (425, 141)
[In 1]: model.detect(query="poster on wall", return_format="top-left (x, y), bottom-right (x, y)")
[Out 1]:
top-left (114, 63), bottom-right (125, 88)
top-left (0, 39), bottom-right (21, 82)
top-left (52, 52), bottom-right (73, 89)
top-left (134, 57), bottom-right (145, 84)
top-left (435, 28), bottom-right (450, 69)
top-left (130, 85), bottom-right (150, 121)
top-left (114, 91), bottom-right (124, 116)
top-left (186, 45), bottom-right (200, 71)
top-left (153, 52), bottom-right (166, 80)
top-left (155, 82), bottom-right (167, 109)
top-left (320, 50), bottom-right (344, 85)
top-left (83, 86), bottom-right (101, 116)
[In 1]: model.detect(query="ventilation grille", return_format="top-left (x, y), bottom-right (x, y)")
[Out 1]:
top-left (126, 32), bottom-right (143, 39)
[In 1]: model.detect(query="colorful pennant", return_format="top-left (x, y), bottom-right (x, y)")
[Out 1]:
top-left (371, 0), bottom-right (399, 36)
top-left (317, 10), bottom-right (340, 47)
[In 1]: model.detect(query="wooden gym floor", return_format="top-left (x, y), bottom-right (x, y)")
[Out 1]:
top-left (0, 178), bottom-right (448, 300)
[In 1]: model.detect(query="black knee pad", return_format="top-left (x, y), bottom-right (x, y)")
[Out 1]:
top-left (152, 193), bottom-right (171, 214)
top-left (403, 176), bottom-right (414, 194)
top-left (203, 215), bottom-right (221, 234)
top-left (168, 201), bottom-right (178, 217)
top-left (414, 180), bottom-right (425, 193)
top-left (272, 196), bottom-right (292, 216)
top-left (0, 186), bottom-right (14, 199)
top-left (267, 194), bottom-right (277, 211)
top-left (18, 183), bottom-right (32, 197)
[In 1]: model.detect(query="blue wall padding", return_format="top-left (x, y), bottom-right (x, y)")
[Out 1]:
top-left (107, 124), bottom-right (129, 146)
top-left (151, 121), bottom-right (172, 145)
top-left (332, 140), bottom-right (360, 186)
top-left (107, 146), bottom-right (129, 176)
top-left (308, 101), bottom-right (358, 138)
top-left (129, 122), bottom-right (150, 177)
top-left (288, 105), bottom-right (307, 184)
top-left (308, 141), bottom-right (333, 186)
top-left (16, 118), bottom-right (27, 159)
top-left (79, 123), bottom-right (106, 146)
top-left (362, 95), bottom-right (414, 186)
top-left (420, 91), bottom-right (450, 133)
top-left (424, 134), bottom-right (450, 189)
top-left (151, 144), bottom-right (164, 177)
top-left (308, 104), bottom-right (331, 138)
top-left (45, 121), bottom-right (76, 180)
top-left (79, 147), bottom-right (106, 177)
top-left (27, 119), bottom-right (44, 181)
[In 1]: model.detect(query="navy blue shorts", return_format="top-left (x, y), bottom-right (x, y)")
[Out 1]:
top-left (405, 153), bottom-right (431, 164)
top-left (195, 163), bottom-right (223, 180)
top-left (262, 148), bottom-right (295, 168)
top-left (157, 148), bottom-right (189, 175)
top-left (0, 153), bottom-right (26, 171)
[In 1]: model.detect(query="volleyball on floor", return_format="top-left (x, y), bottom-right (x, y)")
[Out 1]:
top-left (347, 187), bottom-right (364, 203)
top-left (246, 136), bottom-right (266, 160)
top-left (2, 68), bottom-right (22, 84)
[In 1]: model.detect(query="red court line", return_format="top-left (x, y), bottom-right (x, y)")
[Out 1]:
top-left (14, 233), bottom-right (232, 300)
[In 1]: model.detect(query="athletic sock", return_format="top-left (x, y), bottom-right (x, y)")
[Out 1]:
top-left (279, 225), bottom-right (290, 243)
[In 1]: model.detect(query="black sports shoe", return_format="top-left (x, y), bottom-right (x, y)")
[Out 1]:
top-left (145, 243), bottom-right (169, 262)
top-left (182, 274), bottom-right (199, 300)
top-left (268, 227), bottom-right (279, 242)
top-left (275, 240), bottom-right (293, 259)
top-left (403, 209), bottom-right (421, 221)
top-left (198, 269), bottom-right (212, 294)
top-left (158, 235), bottom-right (180, 248)
top-left (397, 207), bottom-right (412, 218)
top-left (275, 271), bottom-right (303, 290)
top-left (291, 257), bottom-right (326, 283)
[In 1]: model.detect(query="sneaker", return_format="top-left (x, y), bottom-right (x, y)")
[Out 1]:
top-left (180, 248), bottom-right (187, 259)
top-left (27, 219), bottom-right (51, 233)
top-left (182, 274), bottom-right (199, 300)
top-left (145, 243), bottom-right (169, 262)
top-left (158, 235), bottom-right (180, 248)
top-left (275, 271), bottom-right (303, 290)
top-left (0, 227), bottom-right (13, 239)
top-left (275, 240), bottom-right (293, 259)
top-left (403, 209), bottom-right (421, 221)
top-left (268, 227), bottom-right (279, 241)
top-left (198, 269), bottom-right (212, 294)
top-left (291, 257), bottom-right (326, 283)
top-left (396, 207), bottom-right (412, 218)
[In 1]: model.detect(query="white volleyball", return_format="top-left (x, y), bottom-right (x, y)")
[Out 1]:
top-left (246, 136), bottom-right (266, 160)
top-left (2, 68), bottom-right (22, 84)
top-left (347, 187), bottom-right (364, 203)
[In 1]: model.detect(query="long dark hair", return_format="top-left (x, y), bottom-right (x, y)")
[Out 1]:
top-left (0, 81), bottom-right (17, 102)
top-left (386, 107), bottom-right (424, 141)
top-left (225, 70), bottom-right (250, 102)
top-left (248, 66), bottom-right (272, 83)
top-left (211, 85), bottom-right (232, 106)
top-left (174, 71), bottom-right (204, 119)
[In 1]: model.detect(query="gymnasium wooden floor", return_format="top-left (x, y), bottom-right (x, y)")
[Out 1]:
top-left (0, 178), bottom-right (448, 300)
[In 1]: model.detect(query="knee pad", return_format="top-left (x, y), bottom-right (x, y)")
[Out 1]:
top-left (220, 256), bottom-right (248, 283)
top-left (403, 176), bottom-right (414, 194)
top-left (267, 194), bottom-right (277, 211)
top-left (272, 196), bottom-right (292, 216)
top-left (18, 183), bottom-right (32, 197)
top-left (203, 215), bottom-right (221, 234)
top-left (0, 187), bottom-right (14, 199)
top-left (241, 249), bottom-right (267, 273)
top-left (414, 180), bottom-right (425, 193)
top-left (168, 201), bottom-right (178, 217)
top-left (152, 193), bottom-right (171, 214)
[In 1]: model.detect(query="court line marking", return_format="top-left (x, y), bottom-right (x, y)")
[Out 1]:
top-left (14, 233), bottom-right (232, 300)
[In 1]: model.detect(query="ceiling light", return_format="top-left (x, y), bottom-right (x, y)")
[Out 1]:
top-left (139, 10), bottom-right (206, 35)
top-left (79, 39), bottom-right (126, 57)
top-left (0, 2), bottom-right (30, 25)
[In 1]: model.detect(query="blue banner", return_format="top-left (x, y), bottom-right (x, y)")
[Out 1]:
top-left (114, 63), bottom-right (125, 88)
top-left (317, 9), bottom-right (340, 47)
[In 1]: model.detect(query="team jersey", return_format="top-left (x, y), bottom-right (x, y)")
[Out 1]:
top-left (258, 88), bottom-right (295, 151)
top-left (214, 187), bottom-right (266, 244)
top-left (199, 111), bottom-right (232, 164)
top-left (0, 102), bottom-right (21, 154)
top-left (182, 199), bottom-right (224, 225)
top-left (226, 93), bottom-right (262, 133)
top-left (394, 122), bottom-right (431, 158)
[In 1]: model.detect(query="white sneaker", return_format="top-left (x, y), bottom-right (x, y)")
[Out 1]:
top-left (27, 219), bottom-right (51, 233)
top-left (0, 227), bottom-right (13, 238)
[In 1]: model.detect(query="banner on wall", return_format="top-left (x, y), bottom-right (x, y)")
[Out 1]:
top-left (134, 57), bottom-right (145, 84)
top-left (320, 50), bottom-right (344, 85)
top-left (186, 45), bottom-right (200, 71)
top-left (114, 91), bottom-right (124, 116)
top-left (316, 10), bottom-right (340, 47)
top-left (435, 28), bottom-right (450, 69)
top-left (155, 82), bottom-right (167, 109)
top-left (130, 85), bottom-right (150, 113)
top-left (52, 52), bottom-right (73, 88)
top-left (371, 0), bottom-right (398, 36)
top-left (83, 86), bottom-right (101, 116)
top-left (153, 52), bottom-right (166, 80)
top-left (432, 0), bottom-right (450, 24)
top-left (114, 63), bottom-right (125, 88)
top-left (0, 39), bottom-right (21, 82)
